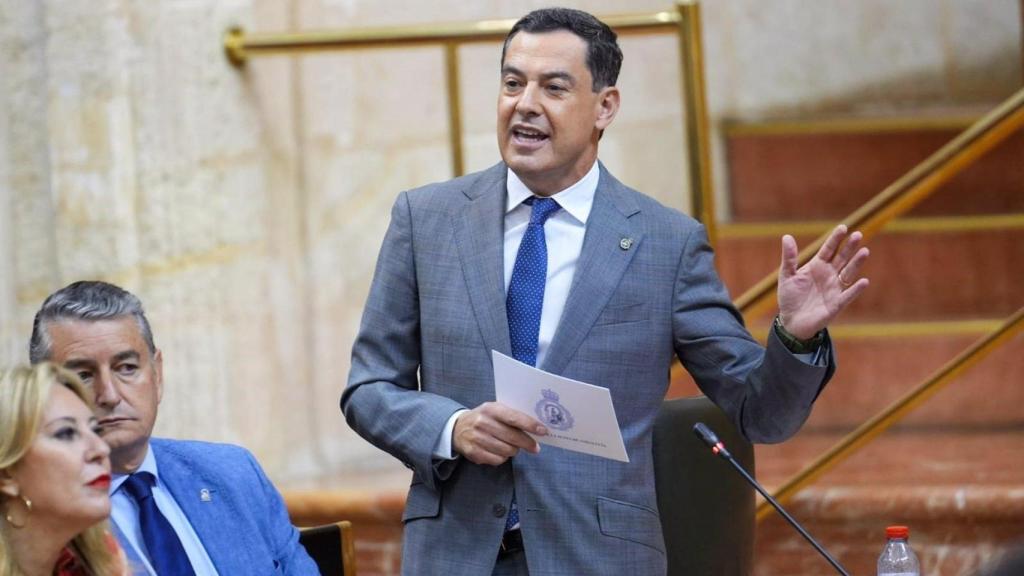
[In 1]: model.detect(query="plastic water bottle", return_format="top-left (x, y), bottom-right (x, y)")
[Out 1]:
top-left (877, 525), bottom-right (920, 576)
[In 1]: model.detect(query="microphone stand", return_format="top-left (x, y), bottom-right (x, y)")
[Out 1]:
top-left (693, 423), bottom-right (851, 576)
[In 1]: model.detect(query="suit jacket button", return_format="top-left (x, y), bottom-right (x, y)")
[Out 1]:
top-left (492, 504), bottom-right (507, 518)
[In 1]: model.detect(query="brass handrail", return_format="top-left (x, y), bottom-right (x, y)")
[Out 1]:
top-left (223, 1), bottom-right (717, 242)
top-left (671, 85), bottom-right (1024, 521)
top-left (224, 12), bottom-right (681, 61)
top-left (757, 305), bottom-right (1024, 521)
top-left (733, 85), bottom-right (1024, 320)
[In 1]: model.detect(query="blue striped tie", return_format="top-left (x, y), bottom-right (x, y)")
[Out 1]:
top-left (504, 196), bottom-right (560, 531)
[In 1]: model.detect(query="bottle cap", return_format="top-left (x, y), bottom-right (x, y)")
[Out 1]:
top-left (886, 525), bottom-right (910, 539)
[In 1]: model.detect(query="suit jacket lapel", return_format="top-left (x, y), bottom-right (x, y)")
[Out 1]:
top-left (542, 165), bottom-right (643, 375)
top-left (453, 163), bottom-right (513, 357)
top-left (153, 442), bottom-right (252, 574)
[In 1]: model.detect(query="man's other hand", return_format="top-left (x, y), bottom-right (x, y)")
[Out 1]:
top-left (777, 224), bottom-right (870, 340)
top-left (452, 402), bottom-right (549, 466)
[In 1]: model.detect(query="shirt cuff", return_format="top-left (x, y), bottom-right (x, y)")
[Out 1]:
top-left (433, 409), bottom-right (469, 460)
top-left (794, 342), bottom-right (829, 367)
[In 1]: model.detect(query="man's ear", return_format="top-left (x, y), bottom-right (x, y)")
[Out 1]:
top-left (153, 348), bottom-right (164, 404)
top-left (595, 86), bottom-right (621, 131)
top-left (0, 469), bottom-right (20, 498)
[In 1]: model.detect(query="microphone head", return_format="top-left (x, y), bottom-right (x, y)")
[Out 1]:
top-left (692, 422), bottom-right (721, 448)
top-left (693, 422), bottom-right (732, 459)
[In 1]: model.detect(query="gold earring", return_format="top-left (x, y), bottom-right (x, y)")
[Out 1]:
top-left (4, 495), bottom-right (32, 529)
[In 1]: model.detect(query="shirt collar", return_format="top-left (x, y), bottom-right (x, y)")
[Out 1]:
top-left (505, 161), bottom-right (600, 225)
top-left (110, 442), bottom-right (159, 494)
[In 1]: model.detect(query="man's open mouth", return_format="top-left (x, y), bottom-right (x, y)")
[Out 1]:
top-left (512, 126), bottom-right (549, 142)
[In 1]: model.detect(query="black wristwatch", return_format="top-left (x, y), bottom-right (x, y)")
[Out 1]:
top-left (773, 315), bottom-right (824, 354)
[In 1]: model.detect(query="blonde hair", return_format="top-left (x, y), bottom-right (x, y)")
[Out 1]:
top-left (0, 363), bottom-right (122, 575)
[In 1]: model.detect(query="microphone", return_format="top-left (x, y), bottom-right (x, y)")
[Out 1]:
top-left (693, 422), bottom-right (851, 576)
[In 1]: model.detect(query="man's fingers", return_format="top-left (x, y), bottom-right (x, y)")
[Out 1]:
top-left (462, 427), bottom-right (538, 466)
top-left (832, 230), bottom-right (864, 270)
top-left (453, 403), bottom-right (544, 466)
top-left (838, 247), bottom-right (870, 289)
top-left (488, 430), bottom-right (538, 456)
top-left (779, 234), bottom-right (799, 279)
top-left (479, 408), bottom-right (542, 453)
top-left (461, 443), bottom-right (514, 467)
top-left (454, 417), bottom-right (520, 466)
top-left (473, 434), bottom-right (521, 459)
top-left (815, 224), bottom-right (848, 263)
top-left (836, 277), bottom-right (870, 308)
top-left (490, 426), bottom-right (541, 453)
top-left (483, 402), bottom-right (548, 436)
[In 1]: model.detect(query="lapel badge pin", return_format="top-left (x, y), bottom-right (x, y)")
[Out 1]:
top-left (619, 237), bottom-right (633, 251)
top-left (200, 488), bottom-right (212, 502)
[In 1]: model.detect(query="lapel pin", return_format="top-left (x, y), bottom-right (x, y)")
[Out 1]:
top-left (619, 237), bottom-right (634, 251)
top-left (200, 488), bottom-right (212, 502)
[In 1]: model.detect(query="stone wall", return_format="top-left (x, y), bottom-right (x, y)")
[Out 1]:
top-left (0, 0), bottom-right (1019, 492)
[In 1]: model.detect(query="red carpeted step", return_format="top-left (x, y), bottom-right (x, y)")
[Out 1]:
top-left (669, 329), bottom-right (1024, 429)
top-left (752, 429), bottom-right (1024, 576)
top-left (726, 122), bottom-right (1024, 222)
top-left (713, 225), bottom-right (1024, 322)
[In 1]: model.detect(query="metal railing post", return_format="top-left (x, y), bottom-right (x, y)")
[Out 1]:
top-left (676, 0), bottom-right (717, 246)
top-left (444, 42), bottom-right (465, 177)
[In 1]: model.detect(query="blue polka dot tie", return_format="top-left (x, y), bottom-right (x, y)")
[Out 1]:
top-left (507, 197), bottom-right (561, 367)
top-left (504, 196), bottom-right (560, 532)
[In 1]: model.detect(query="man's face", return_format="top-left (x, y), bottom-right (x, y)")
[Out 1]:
top-left (45, 317), bottom-right (162, 474)
top-left (498, 30), bottom-right (619, 196)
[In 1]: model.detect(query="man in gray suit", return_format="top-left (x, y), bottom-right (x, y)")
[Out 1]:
top-left (342, 7), bottom-right (869, 576)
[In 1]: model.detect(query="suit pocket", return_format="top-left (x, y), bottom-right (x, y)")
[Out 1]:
top-left (402, 480), bottom-right (441, 523)
top-left (593, 302), bottom-right (648, 326)
top-left (596, 496), bottom-right (665, 554)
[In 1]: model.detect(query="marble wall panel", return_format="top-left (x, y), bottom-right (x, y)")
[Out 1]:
top-left (2, 0), bottom-right (58, 359)
top-left (0, 0), bottom-right (1019, 487)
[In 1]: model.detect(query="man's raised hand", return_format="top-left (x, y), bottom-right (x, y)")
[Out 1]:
top-left (777, 224), bottom-right (870, 340)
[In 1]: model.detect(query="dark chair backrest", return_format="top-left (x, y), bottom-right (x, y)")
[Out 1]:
top-left (653, 396), bottom-right (756, 576)
top-left (299, 520), bottom-right (357, 576)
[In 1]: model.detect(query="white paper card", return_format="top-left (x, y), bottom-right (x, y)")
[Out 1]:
top-left (492, 350), bottom-right (629, 462)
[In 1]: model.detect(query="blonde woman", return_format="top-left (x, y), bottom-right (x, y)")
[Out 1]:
top-left (0, 363), bottom-right (125, 575)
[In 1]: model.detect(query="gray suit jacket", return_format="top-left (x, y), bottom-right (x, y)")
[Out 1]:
top-left (342, 162), bottom-right (833, 576)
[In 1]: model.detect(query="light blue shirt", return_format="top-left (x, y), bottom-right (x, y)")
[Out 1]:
top-left (110, 444), bottom-right (220, 576)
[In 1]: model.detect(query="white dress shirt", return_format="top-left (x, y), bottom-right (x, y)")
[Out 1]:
top-left (110, 444), bottom-right (220, 576)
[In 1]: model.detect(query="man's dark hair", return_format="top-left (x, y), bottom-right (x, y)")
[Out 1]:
top-left (502, 7), bottom-right (623, 91)
top-left (29, 280), bottom-right (156, 364)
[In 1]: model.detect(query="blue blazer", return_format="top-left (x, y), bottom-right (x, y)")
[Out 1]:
top-left (117, 438), bottom-right (318, 575)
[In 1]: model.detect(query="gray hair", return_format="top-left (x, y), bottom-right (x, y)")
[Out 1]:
top-left (29, 281), bottom-right (156, 364)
